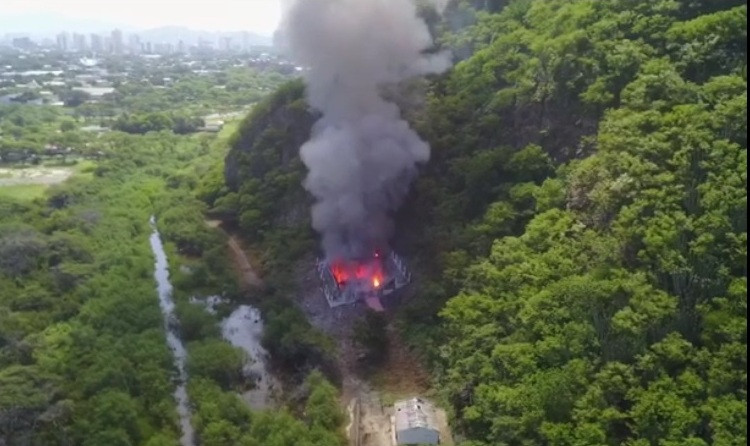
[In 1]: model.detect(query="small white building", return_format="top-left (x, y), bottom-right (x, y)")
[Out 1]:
top-left (393, 398), bottom-right (440, 445)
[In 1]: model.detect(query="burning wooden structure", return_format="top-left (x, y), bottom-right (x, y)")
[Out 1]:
top-left (315, 250), bottom-right (411, 308)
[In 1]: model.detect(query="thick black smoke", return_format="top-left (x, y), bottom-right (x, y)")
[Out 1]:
top-left (280, 0), bottom-right (450, 259)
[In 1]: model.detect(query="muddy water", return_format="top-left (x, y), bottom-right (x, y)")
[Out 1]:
top-left (149, 216), bottom-right (195, 446)
top-left (221, 305), bottom-right (280, 409)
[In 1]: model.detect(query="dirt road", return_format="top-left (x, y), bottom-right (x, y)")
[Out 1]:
top-left (227, 236), bottom-right (263, 288)
top-left (204, 220), bottom-right (263, 290)
top-left (356, 392), bottom-right (393, 446)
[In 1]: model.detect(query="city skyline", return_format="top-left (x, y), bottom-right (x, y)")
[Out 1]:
top-left (10, 28), bottom-right (275, 55)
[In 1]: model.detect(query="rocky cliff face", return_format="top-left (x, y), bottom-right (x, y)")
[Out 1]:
top-left (223, 80), bottom-right (317, 229)
top-left (224, 80), bottom-right (316, 191)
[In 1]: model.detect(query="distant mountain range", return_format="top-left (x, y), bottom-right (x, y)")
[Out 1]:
top-left (0, 12), bottom-right (272, 46)
top-left (136, 27), bottom-right (271, 46)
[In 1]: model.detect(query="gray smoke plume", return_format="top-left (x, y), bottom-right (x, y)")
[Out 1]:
top-left (280, 0), bottom-right (450, 260)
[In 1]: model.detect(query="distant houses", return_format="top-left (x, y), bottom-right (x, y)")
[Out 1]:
top-left (43, 145), bottom-right (74, 157)
top-left (0, 144), bottom-right (106, 165)
top-left (0, 150), bottom-right (39, 164)
top-left (200, 122), bottom-right (224, 132)
top-left (200, 114), bottom-right (225, 132)
top-left (18, 79), bottom-right (41, 89)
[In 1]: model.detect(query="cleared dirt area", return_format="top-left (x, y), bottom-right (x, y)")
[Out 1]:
top-left (351, 391), bottom-right (454, 446)
top-left (296, 257), bottom-right (431, 399)
top-left (357, 392), bottom-right (393, 446)
top-left (295, 254), bottom-right (367, 395)
top-left (0, 166), bottom-right (74, 186)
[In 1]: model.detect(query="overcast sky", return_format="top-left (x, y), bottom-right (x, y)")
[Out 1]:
top-left (2, 0), bottom-right (284, 35)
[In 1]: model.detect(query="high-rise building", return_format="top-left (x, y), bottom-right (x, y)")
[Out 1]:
top-left (177, 39), bottom-right (186, 54)
top-left (90, 33), bottom-right (103, 52)
top-left (11, 37), bottom-right (35, 51)
top-left (154, 43), bottom-right (174, 55)
top-left (56, 32), bottom-right (69, 51)
top-left (241, 31), bottom-right (250, 52)
top-left (219, 36), bottom-right (232, 52)
top-left (72, 33), bottom-right (87, 52)
top-left (128, 34), bottom-right (141, 54)
top-left (111, 29), bottom-right (123, 54)
top-left (198, 39), bottom-right (213, 52)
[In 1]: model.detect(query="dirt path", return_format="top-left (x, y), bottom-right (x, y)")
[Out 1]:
top-left (204, 220), bottom-right (263, 290)
top-left (372, 325), bottom-right (431, 396)
top-left (357, 392), bottom-right (393, 446)
top-left (227, 236), bottom-right (263, 288)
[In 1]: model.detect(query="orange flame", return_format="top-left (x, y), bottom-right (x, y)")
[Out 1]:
top-left (331, 253), bottom-right (384, 290)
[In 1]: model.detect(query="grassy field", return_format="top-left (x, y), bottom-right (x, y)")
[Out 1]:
top-left (0, 160), bottom-right (96, 201)
top-left (0, 183), bottom-right (47, 200)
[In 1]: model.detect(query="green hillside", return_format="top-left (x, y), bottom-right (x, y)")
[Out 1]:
top-left (220, 1), bottom-right (747, 445)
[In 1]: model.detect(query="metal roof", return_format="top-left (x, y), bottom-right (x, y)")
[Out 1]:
top-left (394, 398), bottom-right (439, 432)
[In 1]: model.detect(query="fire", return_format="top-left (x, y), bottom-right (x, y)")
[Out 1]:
top-left (331, 263), bottom-right (348, 285)
top-left (330, 251), bottom-right (385, 290)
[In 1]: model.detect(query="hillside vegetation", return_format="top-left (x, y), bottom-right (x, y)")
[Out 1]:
top-left (219, 0), bottom-right (746, 445)
top-left (406, 1), bottom-right (747, 445)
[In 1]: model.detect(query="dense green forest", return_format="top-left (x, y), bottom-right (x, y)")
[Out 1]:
top-left (2, 0), bottom-right (746, 445)
top-left (0, 122), bottom-right (345, 444)
top-left (215, 0), bottom-right (746, 445)
top-left (415, 1), bottom-right (746, 444)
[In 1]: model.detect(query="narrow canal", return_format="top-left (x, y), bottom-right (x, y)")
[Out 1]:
top-left (149, 216), bottom-right (195, 446)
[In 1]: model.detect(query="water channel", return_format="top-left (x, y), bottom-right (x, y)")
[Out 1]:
top-left (190, 296), bottom-right (280, 410)
top-left (221, 305), bottom-right (280, 409)
top-left (149, 216), bottom-right (195, 446)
